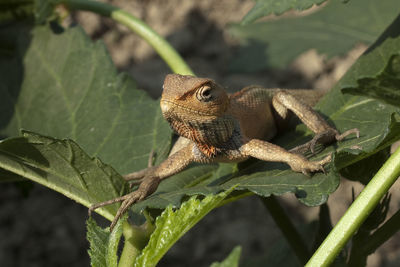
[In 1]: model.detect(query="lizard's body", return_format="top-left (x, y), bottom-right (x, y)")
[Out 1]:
top-left (91, 74), bottom-right (358, 229)
top-left (168, 86), bottom-right (325, 158)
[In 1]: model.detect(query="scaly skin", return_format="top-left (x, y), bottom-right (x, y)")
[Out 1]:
top-left (90, 74), bottom-right (359, 230)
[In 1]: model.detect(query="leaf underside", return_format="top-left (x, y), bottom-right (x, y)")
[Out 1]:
top-left (0, 131), bottom-right (126, 220)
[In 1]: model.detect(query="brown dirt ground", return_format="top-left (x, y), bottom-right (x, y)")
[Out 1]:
top-left (1, 0), bottom-right (399, 266)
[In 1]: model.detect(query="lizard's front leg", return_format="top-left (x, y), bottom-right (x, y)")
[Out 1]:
top-left (123, 137), bottom-right (193, 184)
top-left (241, 139), bottom-right (331, 175)
top-left (89, 143), bottom-right (197, 230)
top-left (272, 90), bottom-right (359, 153)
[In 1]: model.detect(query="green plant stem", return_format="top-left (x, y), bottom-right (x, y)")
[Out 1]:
top-left (306, 146), bottom-right (400, 267)
top-left (59, 0), bottom-right (194, 75)
top-left (260, 196), bottom-right (310, 265)
top-left (118, 221), bottom-right (150, 267)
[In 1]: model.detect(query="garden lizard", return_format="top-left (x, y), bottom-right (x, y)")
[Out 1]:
top-left (90, 74), bottom-right (359, 230)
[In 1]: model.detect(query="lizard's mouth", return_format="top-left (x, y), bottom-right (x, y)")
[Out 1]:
top-left (160, 99), bottom-right (216, 116)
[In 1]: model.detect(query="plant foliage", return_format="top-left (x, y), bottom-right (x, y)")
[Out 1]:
top-left (230, 0), bottom-right (400, 70)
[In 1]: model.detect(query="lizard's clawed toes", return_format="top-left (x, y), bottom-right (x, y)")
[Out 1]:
top-left (290, 128), bottom-right (360, 155)
top-left (335, 128), bottom-right (360, 141)
top-left (88, 195), bottom-right (128, 217)
top-left (109, 191), bottom-right (144, 231)
top-left (88, 191), bottom-right (144, 232)
top-left (309, 129), bottom-right (339, 153)
top-left (291, 153), bottom-right (332, 176)
top-left (89, 176), bottom-right (161, 231)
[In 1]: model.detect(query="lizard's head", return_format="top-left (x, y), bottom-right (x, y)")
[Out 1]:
top-left (160, 74), bottom-right (229, 117)
top-left (160, 74), bottom-right (234, 154)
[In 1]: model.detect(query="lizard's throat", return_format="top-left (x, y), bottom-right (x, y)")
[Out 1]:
top-left (168, 116), bottom-right (235, 147)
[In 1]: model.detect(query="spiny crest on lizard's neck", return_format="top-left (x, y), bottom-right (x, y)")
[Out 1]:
top-left (160, 74), bottom-right (235, 157)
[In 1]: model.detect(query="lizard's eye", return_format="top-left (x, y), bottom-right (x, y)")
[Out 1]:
top-left (196, 86), bottom-right (212, 101)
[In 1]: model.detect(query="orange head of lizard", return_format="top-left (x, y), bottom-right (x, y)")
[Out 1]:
top-left (160, 74), bottom-right (234, 156)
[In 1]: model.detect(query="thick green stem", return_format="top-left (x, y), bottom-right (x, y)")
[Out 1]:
top-left (306, 146), bottom-right (400, 267)
top-left (260, 196), bottom-right (310, 265)
top-left (59, 0), bottom-right (194, 75)
top-left (118, 221), bottom-right (150, 267)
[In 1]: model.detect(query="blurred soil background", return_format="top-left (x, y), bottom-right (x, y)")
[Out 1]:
top-left (1, 0), bottom-right (399, 266)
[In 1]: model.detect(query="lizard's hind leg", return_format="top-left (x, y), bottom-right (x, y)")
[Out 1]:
top-left (272, 90), bottom-right (359, 153)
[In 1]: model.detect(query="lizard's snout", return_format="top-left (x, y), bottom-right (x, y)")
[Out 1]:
top-left (160, 100), bottom-right (171, 114)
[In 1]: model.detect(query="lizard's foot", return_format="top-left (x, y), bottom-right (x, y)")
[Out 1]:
top-left (290, 128), bottom-right (360, 154)
top-left (88, 191), bottom-right (144, 231)
top-left (89, 176), bottom-right (161, 231)
top-left (288, 154), bottom-right (332, 176)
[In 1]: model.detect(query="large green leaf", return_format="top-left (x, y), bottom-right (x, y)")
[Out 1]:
top-left (230, 0), bottom-right (400, 70)
top-left (0, 23), bottom-right (172, 176)
top-left (340, 15), bottom-right (400, 108)
top-left (0, 131), bottom-right (126, 220)
top-left (241, 0), bottom-right (328, 25)
top-left (134, 188), bottom-right (236, 267)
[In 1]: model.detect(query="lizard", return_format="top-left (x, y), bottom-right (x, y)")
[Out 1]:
top-left (89, 74), bottom-right (359, 230)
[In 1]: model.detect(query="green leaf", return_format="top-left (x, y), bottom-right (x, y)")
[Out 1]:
top-left (340, 15), bottom-right (400, 108)
top-left (87, 215), bottom-right (125, 267)
top-left (230, 0), bottom-right (400, 70)
top-left (210, 246), bottom-right (241, 267)
top-left (0, 23), bottom-right (172, 176)
top-left (241, 0), bottom-right (328, 25)
top-left (0, 131), bottom-right (126, 220)
top-left (134, 187), bottom-right (236, 267)
top-left (342, 54), bottom-right (400, 108)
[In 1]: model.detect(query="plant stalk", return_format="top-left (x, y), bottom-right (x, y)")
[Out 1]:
top-left (59, 0), bottom-right (194, 75)
top-left (306, 146), bottom-right (400, 267)
top-left (118, 221), bottom-right (150, 267)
